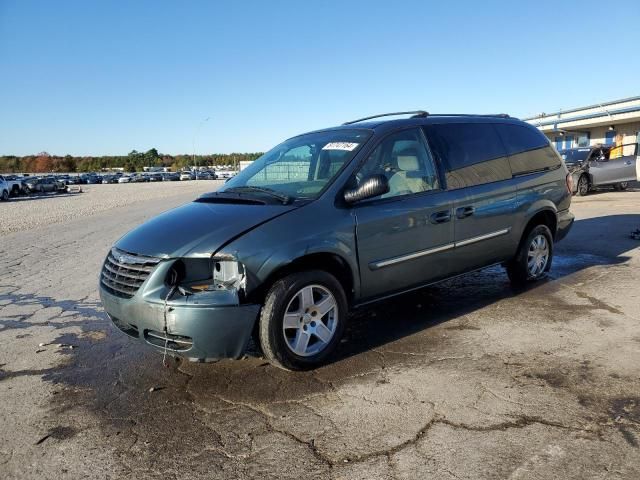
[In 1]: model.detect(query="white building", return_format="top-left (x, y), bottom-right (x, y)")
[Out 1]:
top-left (523, 96), bottom-right (640, 152)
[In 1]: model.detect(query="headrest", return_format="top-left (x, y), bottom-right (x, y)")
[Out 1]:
top-left (397, 155), bottom-right (419, 171)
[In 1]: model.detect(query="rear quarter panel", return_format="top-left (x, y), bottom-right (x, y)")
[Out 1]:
top-left (511, 167), bottom-right (569, 237)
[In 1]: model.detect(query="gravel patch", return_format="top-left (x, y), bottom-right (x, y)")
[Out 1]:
top-left (0, 181), bottom-right (220, 236)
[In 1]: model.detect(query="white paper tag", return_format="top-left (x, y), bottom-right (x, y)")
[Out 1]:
top-left (322, 142), bottom-right (359, 151)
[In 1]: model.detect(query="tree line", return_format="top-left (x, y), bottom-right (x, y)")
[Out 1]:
top-left (0, 149), bottom-right (263, 173)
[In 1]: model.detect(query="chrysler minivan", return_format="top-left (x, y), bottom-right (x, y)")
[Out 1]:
top-left (99, 111), bottom-right (574, 370)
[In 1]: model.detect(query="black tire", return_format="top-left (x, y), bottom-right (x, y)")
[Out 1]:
top-left (506, 224), bottom-right (554, 287)
top-left (575, 174), bottom-right (589, 196)
top-left (614, 182), bottom-right (628, 191)
top-left (1, 189), bottom-right (8, 201)
top-left (10, 185), bottom-right (19, 197)
top-left (259, 270), bottom-right (347, 370)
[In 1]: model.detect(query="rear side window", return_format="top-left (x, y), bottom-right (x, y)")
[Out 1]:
top-left (494, 123), bottom-right (561, 175)
top-left (424, 123), bottom-right (505, 170)
top-left (423, 123), bottom-right (511, 189)
top-left (495, 123), bottom-right (548, 155)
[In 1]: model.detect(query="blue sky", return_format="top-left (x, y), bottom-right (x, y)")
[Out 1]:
top-left (1, 0), bottom-right (639, 156)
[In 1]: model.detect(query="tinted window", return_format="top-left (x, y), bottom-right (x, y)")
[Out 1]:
top-left (355, 128), bottom-right (440, 200)
top-left (560, 148), bottom-right (590, 163)
top-left (423, 123), bottom-right (506, 171)
top-left (495, 123), bottom-right (548, 155)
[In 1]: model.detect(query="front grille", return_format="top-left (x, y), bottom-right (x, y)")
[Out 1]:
top-left (100, 247), bottom-right (161, 298)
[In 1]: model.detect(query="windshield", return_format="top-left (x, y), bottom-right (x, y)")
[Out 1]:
top-left (221, 129), bottom-right (372, 200)
top-left (560, 148), bottom-right (590, 163)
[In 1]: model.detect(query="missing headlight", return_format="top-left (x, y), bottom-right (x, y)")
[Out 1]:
top-left (166, 260), bottom-right (185, 287)
top-left (212, 260), bottom-right (246, 290)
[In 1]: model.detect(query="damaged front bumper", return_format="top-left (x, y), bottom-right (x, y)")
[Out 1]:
top-left (99, 259), bottom-right (260, 362)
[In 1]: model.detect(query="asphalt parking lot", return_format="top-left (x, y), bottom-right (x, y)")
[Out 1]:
top-left (1, 182), bottom-right (639, 479)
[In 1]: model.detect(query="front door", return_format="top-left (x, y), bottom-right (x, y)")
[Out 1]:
top-left (352, 128), bottom-right (455, 300)
top-left (590, 143), bottom-right (638, 185)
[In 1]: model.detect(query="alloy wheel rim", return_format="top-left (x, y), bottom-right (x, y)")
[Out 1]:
top-left (527, 234), bottom-right (549, 277)
top-left (282, 284), bottom-right (338, 357)
top-left (579, 177), bottom-right (588, 194)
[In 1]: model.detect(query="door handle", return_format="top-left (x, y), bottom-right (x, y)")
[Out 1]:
top-left (430, 210), bottom-right (451, 224)
top-left (456, 206), bottom-right (475, 219)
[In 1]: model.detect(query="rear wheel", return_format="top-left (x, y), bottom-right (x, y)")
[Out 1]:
top-left (614, 182), bottom-right (629, 191)
top-left (576, 174), bottom-right (589, 196)
top-left (506, 224), bottom-right (553, 286)
top-left (259, 270), bottom-right (347, 370)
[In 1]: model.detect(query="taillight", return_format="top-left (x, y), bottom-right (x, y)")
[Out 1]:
top-left (565, 173), bottom-right (574, 194)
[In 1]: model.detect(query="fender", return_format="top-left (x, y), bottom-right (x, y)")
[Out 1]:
top-left (212, 202), bottom-right (361, 300)
top-left (255, 238), bottom-right (360, 298)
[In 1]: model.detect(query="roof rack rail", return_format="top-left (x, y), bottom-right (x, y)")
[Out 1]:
top-left (428, 113), bottom-right (510, 118)
top-left (342, 110), bottom-right (429, 125)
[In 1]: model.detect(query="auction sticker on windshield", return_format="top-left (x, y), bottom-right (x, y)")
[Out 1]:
top-left (322, 142), bottom-right (359, 151)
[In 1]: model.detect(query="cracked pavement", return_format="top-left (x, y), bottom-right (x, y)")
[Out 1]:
top-left (1, 184), bottom-right (639, 479)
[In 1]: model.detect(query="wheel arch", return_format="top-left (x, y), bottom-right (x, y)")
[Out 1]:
top-left (580, 172), bottom-right (593, 189)
top-left (248, 252), bottom-right (356, 306)
top-left (520, 207), bottom-right (558, 244)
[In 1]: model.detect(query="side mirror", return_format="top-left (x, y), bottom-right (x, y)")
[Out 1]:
top-left (344, 174), bottom-right (389, 203)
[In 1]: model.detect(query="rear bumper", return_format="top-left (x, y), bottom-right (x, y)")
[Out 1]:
top-left (100, 285), bottom-right (260, 362)
top-left (556, 209), bottom-right (574, 242)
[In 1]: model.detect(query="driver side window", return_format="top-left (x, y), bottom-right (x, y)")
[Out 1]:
top-left (356, 128), bottom-right (439, 199)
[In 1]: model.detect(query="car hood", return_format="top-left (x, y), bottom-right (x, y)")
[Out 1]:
top-left (115, 200), bottom-right (297, 258)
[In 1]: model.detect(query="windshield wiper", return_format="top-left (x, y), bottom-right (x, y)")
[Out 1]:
top-left (224, 186), bottom-right (291, 204)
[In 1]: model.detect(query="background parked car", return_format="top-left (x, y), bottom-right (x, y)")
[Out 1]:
top-left (131, 173), bottom-right (149, 183)
top-left (118, 175), bottom-right (133, 184)
top-left (561, 144), bottom-right (638, 196)
top-left (162, 172), bottom-right (180, 181)
top-left (24, 176), bottom-right (65, 193)
top-left (2, 174), bottom-right (25, 196)
top-left (0, 175), bottom-right (10, 201)
top-left (179, 171), bottom-right (194, 181)
top-left (80, 173), bottom-right (102, 184)
top-left (66, 175), bottom-right (83, 185)
top-left (148, 173), bottom-right (163, 182)
top-left (101, 175), bottom-right (119, 184)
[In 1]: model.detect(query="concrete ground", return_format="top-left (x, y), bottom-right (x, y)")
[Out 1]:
top-left (1, 182), bottom-right (639, 479)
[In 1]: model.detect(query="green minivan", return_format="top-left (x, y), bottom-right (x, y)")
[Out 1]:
top-left (99, 112), bottom-right (574, 370)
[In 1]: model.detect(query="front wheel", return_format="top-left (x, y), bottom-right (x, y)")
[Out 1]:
top-left (1, 189), bottom-right (8, 201)
top-left (258, 270), bottom-right (347, 370)
top-left (506, 224), bottom-right (554, 286)
top-left (614, 182), bottom-right (628, 191)
top-left (576, 174), bottom-right (589, 196)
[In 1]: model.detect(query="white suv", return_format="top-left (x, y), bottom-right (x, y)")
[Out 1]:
top-left (0, 175), bottom-right (10, 201)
